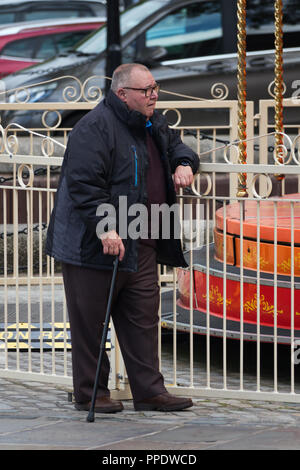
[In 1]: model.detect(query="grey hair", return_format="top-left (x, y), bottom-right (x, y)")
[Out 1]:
top-left (111, 63), bottom-right (149, 92)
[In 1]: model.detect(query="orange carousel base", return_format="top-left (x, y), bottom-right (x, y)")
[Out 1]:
top-left (214, 193), bottom-right (300, 276)
top-left (172, 194), bottom-right (300, 343)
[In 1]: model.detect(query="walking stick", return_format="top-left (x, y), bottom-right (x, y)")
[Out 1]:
top-left (87, 256), bottom-right (119, 422)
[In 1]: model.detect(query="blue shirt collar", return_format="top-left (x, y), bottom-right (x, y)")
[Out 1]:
top-left (146, 120), bottom-right (152, 133)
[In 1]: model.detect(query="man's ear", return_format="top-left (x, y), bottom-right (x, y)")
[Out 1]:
top-left (117, 88), bottom-right (127, 103)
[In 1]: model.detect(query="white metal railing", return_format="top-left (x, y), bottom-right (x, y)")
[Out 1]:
top-left (158, 170), bottom-right (300, 404)
top-left (158, 126), bottom-right (300, 402)
top-left (1, 95), bottom-right (300, 403)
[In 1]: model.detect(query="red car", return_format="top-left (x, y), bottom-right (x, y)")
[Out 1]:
top-left (0, 17), bottom-right (105, 78)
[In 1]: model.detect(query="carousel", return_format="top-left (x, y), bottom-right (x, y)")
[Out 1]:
top-left (161, 0), bottom-right (300, 344)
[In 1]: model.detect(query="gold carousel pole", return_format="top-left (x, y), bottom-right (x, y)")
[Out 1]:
top-left (274, 0), bottom-right (284, 185)
top-left (236, 0), bottom-right (248, 199)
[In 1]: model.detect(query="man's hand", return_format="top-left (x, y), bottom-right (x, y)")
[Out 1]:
top-left (173, 165), bottom-right (194, 192)
top-left (99, 230), bottom-right (125, 261)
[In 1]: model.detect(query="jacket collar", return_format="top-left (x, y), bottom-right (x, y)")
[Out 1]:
top-left (105, 89), bottom-right (160, 130)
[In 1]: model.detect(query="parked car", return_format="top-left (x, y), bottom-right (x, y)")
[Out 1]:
top-left (1, 0), bottom-right (300, 128)
top-left (0, 0), bottom-right (107, 25)
top-left (0, 17), bottom-right (106, 78)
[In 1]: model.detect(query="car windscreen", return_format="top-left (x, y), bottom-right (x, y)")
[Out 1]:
top-left (76, 0), bottom-right (169, 54)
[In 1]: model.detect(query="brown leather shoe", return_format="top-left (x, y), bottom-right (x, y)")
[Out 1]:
top-left (75, 396), bottom-right (123, 413)
top-left (134, 392), bottom-right (193, 412)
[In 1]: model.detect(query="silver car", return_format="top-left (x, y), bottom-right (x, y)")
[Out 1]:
top-left (0, 0), bottom-right (107, 24)
top-left (1, 0), bottom-right (300, 127)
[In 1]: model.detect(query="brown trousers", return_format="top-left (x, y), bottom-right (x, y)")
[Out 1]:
top-left (62, 245), bottom-right (167, 404)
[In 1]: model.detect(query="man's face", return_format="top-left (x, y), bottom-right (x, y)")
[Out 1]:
top-left (118, 69), bottom-right (159, 118)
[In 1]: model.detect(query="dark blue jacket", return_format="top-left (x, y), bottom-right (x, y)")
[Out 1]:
top-left (46, 90), bottom-right (199, 272)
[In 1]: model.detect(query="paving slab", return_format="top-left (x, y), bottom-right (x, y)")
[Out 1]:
top-left (1, 376), bottom-right (300, 453)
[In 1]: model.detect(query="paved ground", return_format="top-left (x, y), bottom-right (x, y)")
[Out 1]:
top-left (2, 285), bottom-right (300, 453)
top-left (1, 375), bottom-right (300, 452)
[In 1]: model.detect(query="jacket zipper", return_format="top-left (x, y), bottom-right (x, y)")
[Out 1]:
top-left (131, 145), bottom-right (138, 186)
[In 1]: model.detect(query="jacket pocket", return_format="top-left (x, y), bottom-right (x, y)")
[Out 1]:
top-left (131, 145), bottom-right (138, 187)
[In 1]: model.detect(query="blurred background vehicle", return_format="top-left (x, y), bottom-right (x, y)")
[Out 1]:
top-left (0, 17), bottom-right (106, 78)
top-left (1, 0), bottom-right (300, 128)
top-left (0, 0), bottom-right (107, 25)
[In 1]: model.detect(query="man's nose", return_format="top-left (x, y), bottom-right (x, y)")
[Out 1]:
top-left (150, 90), bottom-right (158, 99)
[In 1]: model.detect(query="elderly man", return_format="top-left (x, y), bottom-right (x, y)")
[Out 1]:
top-left (46, 63), bottom-right (199, 413)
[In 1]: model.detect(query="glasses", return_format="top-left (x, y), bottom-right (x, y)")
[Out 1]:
top-left (123, 83), bottom-right (160, 98)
